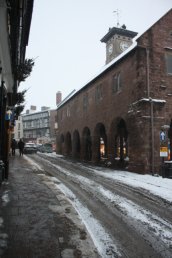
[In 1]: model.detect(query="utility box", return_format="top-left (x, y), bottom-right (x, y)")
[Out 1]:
top-left (162, 161), bottom-right (172, 178)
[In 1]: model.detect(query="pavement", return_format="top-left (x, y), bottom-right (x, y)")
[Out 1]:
top-left (0, 154), bottom-right (99, 258)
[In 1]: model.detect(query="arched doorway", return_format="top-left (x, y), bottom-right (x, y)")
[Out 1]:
top-left (73, 130), bottom-right (80, 159)
top-left (65, 132), bottom-right (72, 156)
top-left (94, 123), bottom-right (107, 161)
top-left (82, 127), bottom-right (92, 161)
top-left (115, 119), bottom-right (128, 161)
top-left (57, 134), bottom-right (64, 154)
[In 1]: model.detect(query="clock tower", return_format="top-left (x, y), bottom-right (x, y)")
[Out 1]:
top-left (101, 25), bottom-right (138, 64)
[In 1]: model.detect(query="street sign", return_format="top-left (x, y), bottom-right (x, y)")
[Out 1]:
top-left (5, 110), bottom-right (12, 121)
top-left (160, 146), bottom-right (168, 157)
top-left (160, 131), bottom-right (166, 142)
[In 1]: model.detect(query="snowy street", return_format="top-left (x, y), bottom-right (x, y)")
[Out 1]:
top-left (25, 153), bottom-right (172, 258)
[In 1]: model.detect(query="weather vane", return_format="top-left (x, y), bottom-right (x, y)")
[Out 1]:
top-left (113, 9), bottom-right (121, 27)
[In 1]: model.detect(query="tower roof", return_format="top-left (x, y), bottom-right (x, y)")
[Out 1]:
top-left (101, 27), bottom-right (138, 43)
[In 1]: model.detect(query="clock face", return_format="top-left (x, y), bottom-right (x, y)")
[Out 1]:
top-left (120, 41), bottom-right (129, 51)
top-left (108, 44), bottom-right (113, 54)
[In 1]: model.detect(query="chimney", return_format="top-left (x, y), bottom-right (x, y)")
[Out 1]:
top-left (56, 91), bottom-right (62, 105)
top-left (30, 105), bottom-right (36, 111)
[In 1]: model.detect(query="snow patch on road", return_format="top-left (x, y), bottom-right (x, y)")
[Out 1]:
top-left (35, 162), bottom-right (121, 257)
top-left (56, 183), bottom-right (121, 258)
top-left (41, 153), bottom-right (172, 203)
top-left (62, 172), bottom-right (172, 248)
top-left (93, 169), bottom-right (172, 203)
top-left (24, 155), bottom-right (44, 171)
top-left (40, 158), bottom-right (172, 249)
top-left (98, 186), bottom-right (172, 247)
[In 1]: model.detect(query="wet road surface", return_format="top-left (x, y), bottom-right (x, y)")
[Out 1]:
top-left (28, 153), bottom-right (172, 258)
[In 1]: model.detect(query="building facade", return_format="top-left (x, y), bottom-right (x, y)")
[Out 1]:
top-left (22, 107), bottom-right (57, 144)
top-left (56, 9), bottom-right (172, 174)
top-left (13, 116), bottom-right (23, 141)
top-left (0, 0), bottom-right (34, 178)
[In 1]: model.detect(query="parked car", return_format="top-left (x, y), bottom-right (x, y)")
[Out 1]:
top-left (24, 143), bottom-right (37, 154)
top-left (37, 143), bottom-right (53, 153)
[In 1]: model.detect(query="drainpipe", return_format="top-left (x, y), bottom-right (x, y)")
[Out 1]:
top-left (146, 48), bottom-right (154, 175)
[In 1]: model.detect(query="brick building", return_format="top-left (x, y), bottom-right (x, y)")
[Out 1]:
top-left (56, 9), bottom-right (172, 174)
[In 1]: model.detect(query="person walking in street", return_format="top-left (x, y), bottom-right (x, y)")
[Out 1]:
top-left (11, 138), bottom-right (17, 156)
top-left (18, 139), bottom-right (25, 156)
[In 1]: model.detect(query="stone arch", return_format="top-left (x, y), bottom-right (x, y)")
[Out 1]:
top-left (109, 117), bottom-right (128, 162)
top-left (72, 130), bottom-right (80, 159)
top-left (93, 123), bottom-right (107, 162)
top-left (65, 132), bottom-right (72, 156)
top-left (82, 127), bottom-right (92, 161)
top-left (56, 133), bottom-right (64, 154)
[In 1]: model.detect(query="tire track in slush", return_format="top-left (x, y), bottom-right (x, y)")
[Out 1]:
top-left (27, 154), bottom-right (172, 258)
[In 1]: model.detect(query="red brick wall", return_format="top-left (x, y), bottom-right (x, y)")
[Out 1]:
top-left (56, 9), bottom-right (172, 174)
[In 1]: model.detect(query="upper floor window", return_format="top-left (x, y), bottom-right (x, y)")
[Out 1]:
top-left (95, 84), bottom-right (103, 103)
top-left (67, 106), bottom-right (70, 117)
top-left (83, 93), bottom-right (88, 111)
top-left (165, 51), bottom-right (172, 75)
top-left (60, 110), bottom-right (64, 121)
top-left (112, 72), bottom-right (122, 93)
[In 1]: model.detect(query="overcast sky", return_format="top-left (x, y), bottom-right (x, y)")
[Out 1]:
top-left (20, 0), bottom-right (172, 112)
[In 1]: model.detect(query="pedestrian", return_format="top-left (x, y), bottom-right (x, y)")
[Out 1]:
top-left (18, 139), bottom-right (25, 156)
top-left (11, 138), bottom-right (17, 156)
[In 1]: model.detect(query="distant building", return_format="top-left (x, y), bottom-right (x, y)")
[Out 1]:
top-left (13, 116), bottom-right (23, 142)
top-left (22, 106), bottom-right (56, 144)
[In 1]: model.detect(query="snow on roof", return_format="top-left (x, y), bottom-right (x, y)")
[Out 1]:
top-left (57, 89), bottom-right (76, 109)
top-left (57, 42), bottom-right (137, 110)
top-left (132, 98), bottom-right (166, 106)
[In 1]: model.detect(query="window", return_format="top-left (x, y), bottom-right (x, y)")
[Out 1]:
top-left (112, 72), bottom-right (121, 93)
top-left (83, 93), bottom-right (88, 111)
top-left (165, 52), bottom-right (172, 75)
top-left (95, 84), bottom-right (103, 102)
top-left (67, 106), bottom-right (70, 117)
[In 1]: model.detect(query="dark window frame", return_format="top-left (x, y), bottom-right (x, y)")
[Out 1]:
top-left (83, 93), bottom-right (89, 111)
top-left (165, 51), bottom-right (172, 75)
top-left (112, 72), bottom-right (122, 93)
top-left (95, 84), bottom-right (103, 103)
